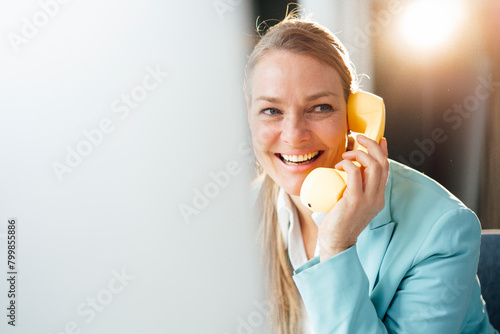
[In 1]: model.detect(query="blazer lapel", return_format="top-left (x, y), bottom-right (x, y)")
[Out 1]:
top-left (357, 221), bottom-right (395, 292)
top-left (356, 164), bottom-right (395, 292)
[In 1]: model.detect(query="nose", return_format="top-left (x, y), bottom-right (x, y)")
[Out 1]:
top-left (281, 114), bottom-right (311, 146)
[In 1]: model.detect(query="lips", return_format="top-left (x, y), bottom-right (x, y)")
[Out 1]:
top-left (277, 151), bottom-right (321, 165)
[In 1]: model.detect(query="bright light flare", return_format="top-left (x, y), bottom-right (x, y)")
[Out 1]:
top-left (399, 0), bottom-right (465, 51)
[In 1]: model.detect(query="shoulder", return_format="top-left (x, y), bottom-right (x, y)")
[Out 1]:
top-left (388, 159), bottom-right (474, 218)
top-left (389, 159), bottom-right (464, 209)
top-left (387, 160), bottom-right (481, 253)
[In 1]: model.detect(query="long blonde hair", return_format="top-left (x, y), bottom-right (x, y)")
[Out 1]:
top-left (246, 13), bottom-right (357, 333)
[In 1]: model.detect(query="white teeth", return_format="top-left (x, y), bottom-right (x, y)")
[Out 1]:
top-left (280, 151), bottom-right (320, 164)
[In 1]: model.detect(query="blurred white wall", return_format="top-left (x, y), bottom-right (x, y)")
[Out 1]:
top-left (0, 1), bottom-right (266, 333)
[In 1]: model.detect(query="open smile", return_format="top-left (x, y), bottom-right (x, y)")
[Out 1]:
top-left (277, 151), bottom-right (322, 165)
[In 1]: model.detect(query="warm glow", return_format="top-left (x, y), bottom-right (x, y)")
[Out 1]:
top-left (399, 0), bottom-right (465, 51)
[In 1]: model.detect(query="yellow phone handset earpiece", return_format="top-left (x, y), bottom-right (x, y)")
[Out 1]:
top-left (300, 91), bottom-right (386, 212)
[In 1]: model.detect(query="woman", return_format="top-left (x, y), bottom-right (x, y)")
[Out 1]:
top-left (245, 14), bottom-right (497, 334)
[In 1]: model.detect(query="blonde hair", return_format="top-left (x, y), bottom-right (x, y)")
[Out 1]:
top-left (244, 14), bottom-right (357, 102)
top-left (246, 13), bottom-right (357, 334)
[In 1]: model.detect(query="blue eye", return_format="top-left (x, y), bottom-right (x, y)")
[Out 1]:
top-left (313, 104), bottom-right (333, 112)
top-left (261, 108), bottom-right (281, 116)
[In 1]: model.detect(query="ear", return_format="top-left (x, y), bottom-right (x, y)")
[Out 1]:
top-left (346, 131), bottom-right (355, 152)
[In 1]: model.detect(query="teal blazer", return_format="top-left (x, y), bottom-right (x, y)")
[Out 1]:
top-left (293, 160), bottom-right (497, 333)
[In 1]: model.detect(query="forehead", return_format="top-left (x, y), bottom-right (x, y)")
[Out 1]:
top-left (251, 50), bottom-right (343, 101)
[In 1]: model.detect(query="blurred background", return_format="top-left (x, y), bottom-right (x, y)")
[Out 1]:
top-left (0, 1), bottom-right (498, 334)
top-left (251, 0), bottom-right (500, 229)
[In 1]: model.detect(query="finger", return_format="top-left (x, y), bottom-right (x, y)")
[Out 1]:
top-left (354, 135), bottom-right (390, 191)
top-left (378, 137), bottom-right (390, 190)
top-left (335, 159), bottom-right (363, 199)
top-left (342, 149), bottom-right (378, 170)
top-left (380, 137), bottom-right (389, 158)
top-left (341, 150), bottom-right (383, 196)
top-left (375, 137), bottom-right (390, 189)
top-left (355, 135), bottom-right (388, 166)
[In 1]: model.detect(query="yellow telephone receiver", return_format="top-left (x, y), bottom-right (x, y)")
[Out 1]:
top-left (300, 91), bottom-right (386, 212)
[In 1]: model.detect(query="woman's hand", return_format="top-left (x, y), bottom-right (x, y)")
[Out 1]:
top-left (319, 135), bottom-right (389, 261)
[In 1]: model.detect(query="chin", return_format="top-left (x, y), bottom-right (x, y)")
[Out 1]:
top-left (266, 167), bottom-right (309, 197)
top-left (278, 179), bottom-right (303, 197)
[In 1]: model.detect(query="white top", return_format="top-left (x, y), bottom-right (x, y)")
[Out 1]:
top-left (276, 188), bottom-right (325, 334)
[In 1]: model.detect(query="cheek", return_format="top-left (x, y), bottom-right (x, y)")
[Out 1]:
top-left (328, 131), bottom-right (347, 146)
top-left (317, 122), bottom-right (348, 151)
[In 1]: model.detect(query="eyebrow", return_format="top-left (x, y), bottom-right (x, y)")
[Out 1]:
top-left (304, 91), bottom-right (340, 101)
top-left (253, 91), bottom-right (340, 103)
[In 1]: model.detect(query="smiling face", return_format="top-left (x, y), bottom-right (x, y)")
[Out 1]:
top-left (248, 50), bottom-right (348, 196)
